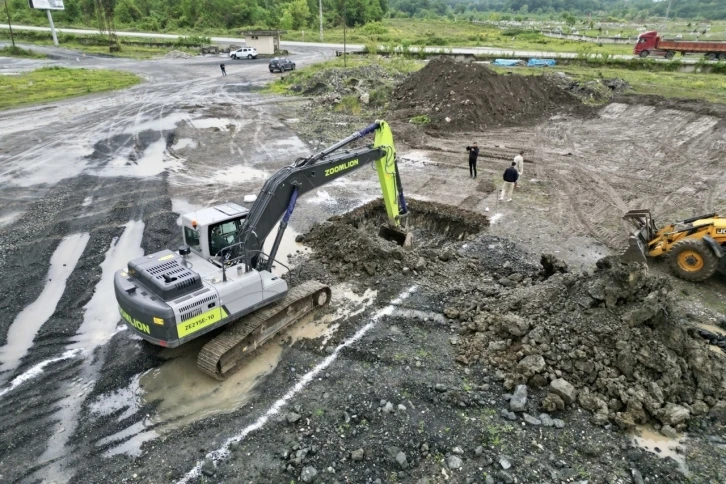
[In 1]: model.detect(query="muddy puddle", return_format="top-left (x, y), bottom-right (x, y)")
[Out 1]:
top-left (0, 233), bottom-right (89, 375)
top-left (631, 425), bottom-right (688, 474)
top-left (91, 284), bottom-right (376, 456)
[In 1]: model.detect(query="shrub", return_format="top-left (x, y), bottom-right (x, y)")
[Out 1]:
top-left (409, 115), bottom-right (431, 125)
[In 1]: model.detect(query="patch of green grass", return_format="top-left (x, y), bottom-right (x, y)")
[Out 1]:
top-left (0, 66), bottom-right (141, 110)
top-left (334, 94), bottom-right (362, 115)
top-left (409, 114), bottom-right (431, 125)
top-left (0, 46), bottom-right (46, 59)
top-left (490, 65), bottom-right (726, 104)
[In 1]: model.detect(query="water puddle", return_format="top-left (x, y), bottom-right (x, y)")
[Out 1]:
top-left (0, 233), bottom-right (90, 374)
top-left (90, 284), bottom-right (377, 456)
top-left (98, 137), bottom-right (184, 178)
top-left (631, 425), bottom-right (688, 474)
top-left (305, 190), bottom-right (338, 206)
top-left (0, 210), bottom-right (24, 225)
top-left (262, 226), bottom-right (311, 276)
top-left (190, 118), bottom-right (240, 131)
top-left (172, 138), bottom-right (198, 151)
top-left (209, 165), bottom-right (268, 184)
top-left (71, 221), bottom-right (145, 350)
top-left (0, 349), bottom-right (82, 398)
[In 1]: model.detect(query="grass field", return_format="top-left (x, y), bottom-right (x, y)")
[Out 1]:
top-left (0, 45), bottom-right (46, 58)
top-left (490, 64), bottom-right (726, 104)
top-left (0, 66), bottom-right (141, 110)
top-left (282, 19), bottom-right (634, 56)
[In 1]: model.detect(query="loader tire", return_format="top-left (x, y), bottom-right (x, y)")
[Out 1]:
top-left (667, 238), bottom-right (719, 282)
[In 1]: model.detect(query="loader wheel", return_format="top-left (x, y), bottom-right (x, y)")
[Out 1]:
top-left (667, 238), bottom-right (719, 282)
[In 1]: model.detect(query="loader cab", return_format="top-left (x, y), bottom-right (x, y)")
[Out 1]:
top-left (181, 203), bottom-right (249, 260)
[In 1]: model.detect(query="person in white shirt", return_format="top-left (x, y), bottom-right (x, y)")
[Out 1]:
top-left (514, 150), bottom-right (524, 188)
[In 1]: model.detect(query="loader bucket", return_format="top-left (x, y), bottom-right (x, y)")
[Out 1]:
top-left (378, 224), bottom-right (413, 248)
top-left (622, 234), bottom-right (648, 265)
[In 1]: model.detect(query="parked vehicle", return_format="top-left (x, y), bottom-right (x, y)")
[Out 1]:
top-left (269, 58), bottom-right (296, 72)
top-left (635, 31), bottom-right (726, 60)
top-left (230, 47), bottom-right (258, 60)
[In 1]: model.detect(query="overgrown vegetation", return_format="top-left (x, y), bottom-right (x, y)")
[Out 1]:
top-left (266, 55), bottom-right (421, 95)
top-left (0, 66), bottom-right (141, 110)
top-left (408, 114), bottom-right (431, 125)
top-left (0, 45), bottom-right (46, 59)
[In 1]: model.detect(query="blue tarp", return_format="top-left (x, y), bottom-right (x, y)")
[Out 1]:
top-left (527, 59), bottom-right (557, 67)
top-left (492, 59), bottom-right (524, 67)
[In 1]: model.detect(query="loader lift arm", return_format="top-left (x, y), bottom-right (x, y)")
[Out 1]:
top-left (233, 120), bottom-right (410, 271)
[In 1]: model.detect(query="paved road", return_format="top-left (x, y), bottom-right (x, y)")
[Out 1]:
top-left (1, 23), bottom-right (631, 59)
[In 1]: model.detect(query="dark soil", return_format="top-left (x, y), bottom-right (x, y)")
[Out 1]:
top-left (391, 57), bottom-right (587, 131)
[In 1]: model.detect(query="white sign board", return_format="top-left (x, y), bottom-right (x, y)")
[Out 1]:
top-left (28, 0), bottom-right (65, 10)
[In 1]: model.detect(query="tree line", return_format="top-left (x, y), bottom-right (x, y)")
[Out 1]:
top-left (4, 0), bottom-right (723, 32)
top-left (5, 0), bottom-right (389, 31)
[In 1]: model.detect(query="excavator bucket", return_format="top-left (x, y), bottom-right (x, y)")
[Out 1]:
top-left (621, 209), bottom-right (657, 265)
top-left (378, 224), bottom-right (413, 248)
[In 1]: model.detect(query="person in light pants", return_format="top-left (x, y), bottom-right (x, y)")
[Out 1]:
top-left (514, 150), bottom-right (524, 188)
top-left (500, 162), bottom-right (519, 202)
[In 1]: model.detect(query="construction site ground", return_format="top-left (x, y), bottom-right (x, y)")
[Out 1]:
top-left (0, 47), bottom-right (725, 484)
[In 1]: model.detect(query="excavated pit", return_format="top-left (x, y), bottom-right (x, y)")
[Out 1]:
top-left (300, 198), bottom-right (489, 279)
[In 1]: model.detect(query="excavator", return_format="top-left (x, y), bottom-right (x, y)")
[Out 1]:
top-left (622, 209), bottom-right (726, 282)
top-left (114, 120), bottom-right (412, 379)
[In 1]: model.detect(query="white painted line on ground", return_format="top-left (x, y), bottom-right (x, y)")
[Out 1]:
top-left (0, 349), bottom-right (82, 398)
top-left (177, 285), bottom-right (418, 484)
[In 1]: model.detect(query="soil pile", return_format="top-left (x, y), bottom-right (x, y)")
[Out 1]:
top-left (547, 72), bottom-right (631, 103)
top-left (391, 57), bottom-right (583, 131)
top-left (450, 256), bottom-right (726, 429)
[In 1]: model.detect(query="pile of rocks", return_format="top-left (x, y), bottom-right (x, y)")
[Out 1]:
top-left (164, 50), bottom-right (193, 59)
top-left (451, 256), bottom-right (726, 429)
top-left (547, 72), bottom-right (632, 103)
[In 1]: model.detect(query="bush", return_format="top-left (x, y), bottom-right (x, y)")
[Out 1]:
top-left (409, 115), bottom-right (431, 125)
top-left (334, 95), bottom-right (362, 115)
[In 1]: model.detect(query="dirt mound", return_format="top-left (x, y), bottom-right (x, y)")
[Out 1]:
top-left (391, 57), bottom-right (584, 131)
top-left (450, 256), bottom-right (726, 429)
top-left (301, 198), bottom-right (489, 278)
top-left (547, 72), bottom-right (631, 103)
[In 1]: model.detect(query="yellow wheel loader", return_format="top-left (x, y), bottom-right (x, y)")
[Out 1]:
top-left (622, 209), bottom-right (726, 282)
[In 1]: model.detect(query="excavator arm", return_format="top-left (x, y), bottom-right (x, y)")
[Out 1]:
top-left (235, 120), bottom-right (410, 271)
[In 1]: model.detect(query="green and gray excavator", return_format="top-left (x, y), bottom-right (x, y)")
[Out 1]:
top-left (114, 121), bottom-right (411, 379)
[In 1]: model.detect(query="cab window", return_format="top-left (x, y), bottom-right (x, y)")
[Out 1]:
top-left (209, 218), bottom-right (244, 256)
top-left (184, 226), bottom-right (201, 252)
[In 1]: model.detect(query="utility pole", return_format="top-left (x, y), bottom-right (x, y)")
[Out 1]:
top-left (47, 10), bottom-right (58, 46)
top-left (319, 0), bottom-right (323, 41)
top-left (3, 0), bottom-right (15, 48)
top-left (343, 0), bottom-right (346, 67)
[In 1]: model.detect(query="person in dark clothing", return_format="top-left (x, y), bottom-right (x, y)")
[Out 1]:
top-left (500, 162), bottom-right (519, 202)
top-left (220, 63), bottom-right (227, 76)
top-left (466, 142), bottom-right (479, 178)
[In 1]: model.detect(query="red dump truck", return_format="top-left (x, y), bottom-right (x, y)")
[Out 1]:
top-left (635, 31), bottom-right (726, 60)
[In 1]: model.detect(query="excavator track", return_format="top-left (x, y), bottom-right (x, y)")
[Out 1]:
top-left (197, 280), bottom-right (331, 380)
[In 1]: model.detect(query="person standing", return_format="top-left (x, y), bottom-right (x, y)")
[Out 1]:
top-left (220, 63), bottom-right (227, 76)
top-left (466, 142), bottom-right (479, 179)
top-left (500, 162), bottom-right (519, 202)
top-left (514, 150), bottom-right (524, 188)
